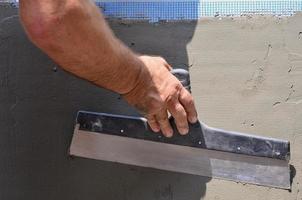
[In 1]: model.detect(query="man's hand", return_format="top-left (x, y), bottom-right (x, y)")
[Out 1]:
top-left (123, 56), bottom-right (198, 137)
top-left (19, 0), bottom-right (198, 137)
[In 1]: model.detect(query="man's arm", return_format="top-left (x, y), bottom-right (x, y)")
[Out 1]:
top-left (19, 0), bottom-right (198, 137)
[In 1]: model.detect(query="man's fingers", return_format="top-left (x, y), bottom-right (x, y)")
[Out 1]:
top-left (165, 63), bottom-right (172, 71)
top-left (167, 99), bottom-right (189, 135)
top-left (146, 115), bottom-right (160, 133)
top-left (179, 88), bottom-right (198, 124)
top-left (156, 56), bottom-right (172, 70)
top-left (155, 110), bottom-right (173, 138)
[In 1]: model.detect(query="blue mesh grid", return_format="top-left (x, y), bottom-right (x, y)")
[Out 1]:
top-left (6, 0), bottom-right (302, 22)
top-left (96, 1), bottom-right (200, 22)
top-left (95, 0), bottom-right (302, 21)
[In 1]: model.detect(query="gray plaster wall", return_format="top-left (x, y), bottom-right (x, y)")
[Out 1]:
top-left (0, 6), bottom-right (208, 200)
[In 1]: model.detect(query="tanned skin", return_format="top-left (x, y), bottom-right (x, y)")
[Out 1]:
top-left (19, 0), bottom-right (198, 137)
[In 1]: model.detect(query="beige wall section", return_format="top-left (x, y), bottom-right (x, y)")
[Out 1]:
top-left (188, 14), bottom-right (302, 200)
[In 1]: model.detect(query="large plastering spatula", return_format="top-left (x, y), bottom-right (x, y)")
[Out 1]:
top-left (69, 69), bottom-right (291, 189)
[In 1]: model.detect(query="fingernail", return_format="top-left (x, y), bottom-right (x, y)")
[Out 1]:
top-left (152, 126), bottom-right (160, 132)
top-left (189, 116), bottom-right (198, 123)
top-left (179, 128), bottom-right (189, 135)
top-left (166, 130), bottom-right (173, 138)
top-left (154, 128), bottom-right (160, 132)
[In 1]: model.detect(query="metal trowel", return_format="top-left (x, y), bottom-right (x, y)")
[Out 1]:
top-left (69, 69), bottom-right (291, 189)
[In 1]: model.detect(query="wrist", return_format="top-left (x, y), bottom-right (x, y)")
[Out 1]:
top-left (105, 49), bottom-right (147, 95)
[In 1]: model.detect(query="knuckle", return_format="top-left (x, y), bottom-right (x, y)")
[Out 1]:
top-left (149, 98), bottom-right (164, 111)
top-left (168, 102), bottom-right (187, 119)
top-left (156, 115), bottom-right (169, 124)
top-left (169, 103), bottom-right (178, 112)
top-left (157, 116), bottom-right (168, 123)
top-left (174, 83), bottom-right (183, 93)
top-left (158, 57), bottom-right (166, 63)
top-left (166, 94), bottom-right (177, 106)
top-left (147, 118), bottom-right (156, 123)
top-left (167, 84), bottom-right (182, 99)
top-left (175, 103), bottom-right (186, 115)
top-left (174, 81), bottom-right (182, 88)
top-left (182, 93), bottom-right (194, 106)
top-left (186, 97), bottom-right (194, 107)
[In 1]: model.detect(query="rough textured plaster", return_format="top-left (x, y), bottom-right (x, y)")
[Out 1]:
top-left (189, 15), bottom-right (302, 200)
top-left (0, 6), bottom-right (301, 200)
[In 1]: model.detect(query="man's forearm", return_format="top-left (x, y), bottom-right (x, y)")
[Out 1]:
top-left (20, 0), bottom-right (143, 94)
top-left (20, 0), bottom-right (198, 137)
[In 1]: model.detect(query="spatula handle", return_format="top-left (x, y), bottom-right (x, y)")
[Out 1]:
top-left (171, 69), bottom-right (191, 92)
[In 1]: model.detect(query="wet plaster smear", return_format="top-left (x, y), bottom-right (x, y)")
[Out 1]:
top-left (0, 5), bottom-right (302, 200)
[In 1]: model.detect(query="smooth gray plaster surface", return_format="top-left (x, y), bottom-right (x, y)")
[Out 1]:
top-left (0, 6), bottom-right (208, 200)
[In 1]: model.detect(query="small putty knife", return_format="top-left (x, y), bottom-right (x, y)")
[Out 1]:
top-left (69, 69), bottom-right (291, 189)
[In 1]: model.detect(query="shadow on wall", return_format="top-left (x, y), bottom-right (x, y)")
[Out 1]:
top-left (107, 20), bottom-right (212, 200)
top-left (0, 4), bottom-right (211, 200)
